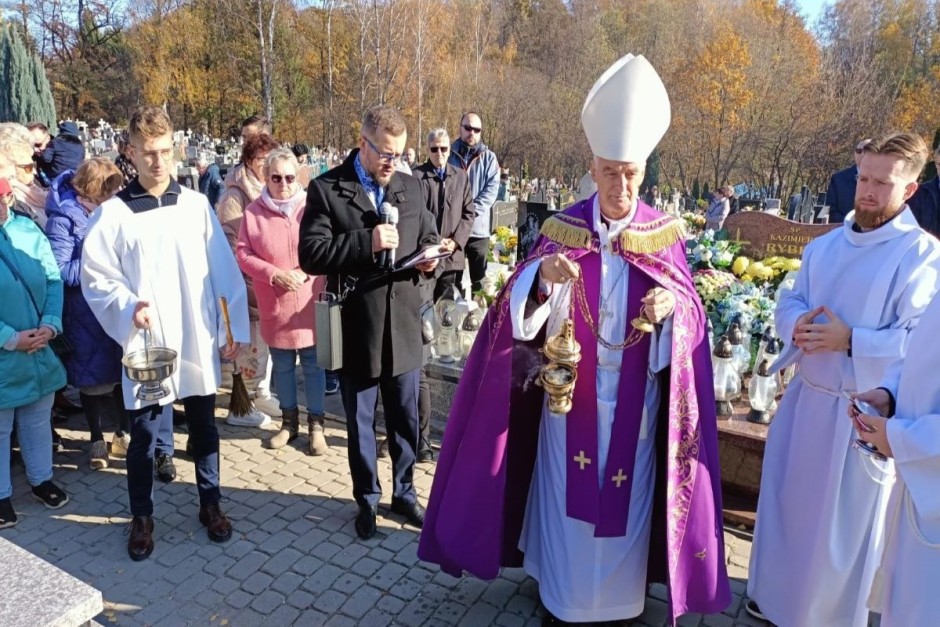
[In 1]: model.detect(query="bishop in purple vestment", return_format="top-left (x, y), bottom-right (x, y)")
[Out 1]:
top-left (418, 54), bottom-right (730, 624)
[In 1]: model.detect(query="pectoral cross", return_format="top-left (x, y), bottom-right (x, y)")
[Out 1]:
top-left (573, 451), bottom-right (592, 471)
top-left (611, 468), bottom-right (628, 488)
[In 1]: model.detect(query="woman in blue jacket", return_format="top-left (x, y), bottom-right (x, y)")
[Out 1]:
top-left (44, 160), bottom-right (127, 470)
top-left (0, 176), bottom-right (70, 529)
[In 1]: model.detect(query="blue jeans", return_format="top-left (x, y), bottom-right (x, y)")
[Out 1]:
top-left (269, 345), bottom-right (325, 415)
top-left (0, 393), bottom-right (55, 499)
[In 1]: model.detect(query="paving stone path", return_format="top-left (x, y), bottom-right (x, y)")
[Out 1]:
top-left (4, 403), bottom-right (760, 627)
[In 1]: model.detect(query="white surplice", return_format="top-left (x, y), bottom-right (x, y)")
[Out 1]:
top-left (510, 197), bottom-right (672, 622)
top-left (748, 207), bottom-right (940, 627)
top-left (80, 187), bottom-right (250, 410)
top-left (866, 292), bottom-right (940, 626)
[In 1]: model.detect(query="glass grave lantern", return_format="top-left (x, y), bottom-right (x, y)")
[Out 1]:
top-left (712, 336), bottom-right (741, 416)
top-left (747, 359), bottom-right (780, 424)
top-left (727, 322), bottom-right (751, 375)
top-left (754, 325), bottom-right (776, 373)
top-left (437, 309), bottom-right (457, 364)
top-left (458, 309), bottom-right (483, 362)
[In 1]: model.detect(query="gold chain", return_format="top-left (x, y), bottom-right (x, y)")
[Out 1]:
top-left (572, 277), bottom-right (643, 351)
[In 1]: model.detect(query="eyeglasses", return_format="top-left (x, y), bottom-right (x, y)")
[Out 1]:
top-left (362, 135), bottom-right (401, 164)
top-left (429, 146), bottom-right (449, 154)
top-left (133, 147), bottom-right (174, 162)
top-left (462, 124), bottom-right (482, 134)
top-left (270, 174), bottom-right (296, 184)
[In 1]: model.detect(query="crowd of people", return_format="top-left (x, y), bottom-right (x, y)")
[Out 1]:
top-left (2, 48), bottom-right (940, 627)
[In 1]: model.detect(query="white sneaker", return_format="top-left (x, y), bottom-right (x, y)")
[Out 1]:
top-left (110, 433), bottom-right (131, 458)
top-left (225, 408), bottom-right (272, 427)
top-left (253, 393), bottom-right (282, 418)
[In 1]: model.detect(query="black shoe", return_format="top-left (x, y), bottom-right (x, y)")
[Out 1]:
top-left (355, 504), bottom-right (378, 539)
top-left (155, 453), bottom-right (176, 483)
top-left (31, 480), bottom-right (69, 509)
top-left (390, 498), bottom-right (425, 528)
top-left (0, 498), bottom-right (18, 529)
top-left (745, 599), bottom-right (767, 621)
top-left (127, 515), bottom-right (155, 561)
top-left (417, 437), bottom-right (434, 464)
top-left (325, 376), bottom-right (340, 396)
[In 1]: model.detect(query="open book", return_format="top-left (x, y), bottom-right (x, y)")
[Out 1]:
top-left (396, 244), bottom-right (453, 270)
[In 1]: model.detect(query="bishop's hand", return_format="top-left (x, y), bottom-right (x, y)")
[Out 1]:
top-left (641, 288), bottom-right (676, 324)
top-left (539, 253), bottom-right (580, 284)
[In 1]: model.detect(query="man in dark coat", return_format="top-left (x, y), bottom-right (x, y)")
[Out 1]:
top-left (38, 121), bottom-right (86, 182)
top-left (298, 105), bottom-right (440, 540)
top-left (825, 138), bottom-right (870, 224)
top-left (196, 153), bottom-right (224, 209)
top-left (413, 128), bottom-right (475, 302)
top-left (908, 145), bottom-right (940, 238)
top-left (411, 127), bottom-right (474, 463)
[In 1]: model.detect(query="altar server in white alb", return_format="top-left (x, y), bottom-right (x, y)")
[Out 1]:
top-left (746, 132), bottom-right (940, 627)
top-left (81, 106), bottom-right (250, 561)
top-left (852, 289), bottom-right (940, 627)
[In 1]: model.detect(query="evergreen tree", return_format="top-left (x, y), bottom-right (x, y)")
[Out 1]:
top-left (0, 23), bottom-right (57, 128)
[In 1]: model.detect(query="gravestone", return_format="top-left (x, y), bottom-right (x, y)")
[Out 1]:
top-left (490, 201), bottom-right (518, 232)
top-left (517, 200), bottom-right (551, 259)
top-left (724, 211), bottom-right (838, 258)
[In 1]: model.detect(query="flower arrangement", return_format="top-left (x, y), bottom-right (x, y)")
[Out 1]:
top-left (687, 229), bottom-right (742, 271)
top-left (474, 266), bottom-right (511, 308)
top-left (731, 255), bottom-right (801, 291)
top-left (488, 226), bottom-right (518, 266)
top-left (681, 212), bottom-right (706, 235)
top-left (711, 281), bottom-right (777, 337)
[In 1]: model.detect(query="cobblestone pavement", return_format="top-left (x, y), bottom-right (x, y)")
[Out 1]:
top-left (4, 403), bottom-right (760, 627)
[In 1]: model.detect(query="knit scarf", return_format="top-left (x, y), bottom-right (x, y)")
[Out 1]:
top-left (261, 187), bottom-right (306, 217)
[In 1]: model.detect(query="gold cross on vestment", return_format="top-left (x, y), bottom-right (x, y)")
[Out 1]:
top-left (573, 451), bottom-right (592, 470)
top-left (611, 469), bottom-right (628, 488)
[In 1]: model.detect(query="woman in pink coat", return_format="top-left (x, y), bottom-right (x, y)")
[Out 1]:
top-left (236, 148), bottom-right (328, 455)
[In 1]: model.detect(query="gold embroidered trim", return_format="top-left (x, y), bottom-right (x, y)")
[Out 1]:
top-left (539, 216), bottom-right (592, 250)
top-left (618, 217), bottom-right (686, 254)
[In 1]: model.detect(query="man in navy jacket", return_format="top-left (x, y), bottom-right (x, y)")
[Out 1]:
top-left (825, 138), bottom-right (870, 224)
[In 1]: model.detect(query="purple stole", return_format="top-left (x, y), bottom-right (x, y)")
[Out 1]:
top-left (565, 243), bottom-right (655, 538)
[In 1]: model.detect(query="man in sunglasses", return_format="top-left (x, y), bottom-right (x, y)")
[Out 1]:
top-left (826, 137), bottom-right (871, 225)
top-left (412, 128), bottom-right (475, 464)
top-left (448, 111), bottom-right (500, 297)
top-left (299, 105), bottom-right (440, 541)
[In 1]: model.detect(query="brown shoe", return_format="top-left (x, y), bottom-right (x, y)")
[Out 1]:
top-left (199, 502), bottom-right (233, 542)
top-left (127, 516), bottom-right (155, 561)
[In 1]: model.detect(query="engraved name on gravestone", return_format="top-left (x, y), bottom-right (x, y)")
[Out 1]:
top-left (724, 211), bottom-right (838, 259)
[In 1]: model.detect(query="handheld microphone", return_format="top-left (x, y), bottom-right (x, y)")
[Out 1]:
top-left (378, 202), bottom-right (399, 269)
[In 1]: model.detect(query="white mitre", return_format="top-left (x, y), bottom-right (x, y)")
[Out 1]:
top-left (581, 54), bottom-right (671, 163)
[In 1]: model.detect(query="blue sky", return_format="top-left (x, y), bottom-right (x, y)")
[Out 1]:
top-left (795, 0), bottom-right (828, 26)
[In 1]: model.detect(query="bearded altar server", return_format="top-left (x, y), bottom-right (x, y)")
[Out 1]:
top-left (418, 54), bottom-right (730, 624)
top-left (746, 132), bottom-right (940, 627)
top-left (852, 290), bottom-right (940, 627)
top-left (81, 106), bottom-right (249, 561)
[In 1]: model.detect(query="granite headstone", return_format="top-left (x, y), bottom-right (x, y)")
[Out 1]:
top-left (724, 211), bottom-right (838, 258)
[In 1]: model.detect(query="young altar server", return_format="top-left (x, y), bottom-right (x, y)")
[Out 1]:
top-left (419, 53), bottom-right (731, 624)
top-left (81, 106), bottom-right (249, 561)
top-left (853, 289), bottom-right (940, 627)
top-left (746, 131), bottom-right (940, 627)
